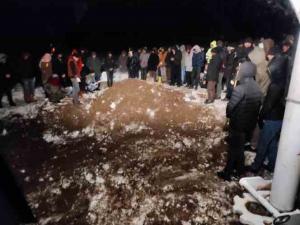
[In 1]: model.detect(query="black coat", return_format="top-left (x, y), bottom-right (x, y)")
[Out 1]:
top-left (260, 54), bottom-right (288, 121)
top-left (52, 58), bottom-right (66, 76)
top-left (224, 52), bottom-right (236, 80)
top-left (206, 54), bottom-right (222, 81)
top-left (147, 53), bottom-right (159, 71)
top-left (227, 78), bottom-right (262, 132)
top-left (104, 57), bottom-right (117, 72)
top-left (18, 58), bottom-right (35, 79)
top-left (127, 55), bottom-right (140, 73)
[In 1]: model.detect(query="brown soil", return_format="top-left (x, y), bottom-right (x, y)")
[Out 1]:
top-left (2, 79), bottom-right (242, 225)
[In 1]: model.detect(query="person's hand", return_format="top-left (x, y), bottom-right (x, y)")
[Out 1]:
top-left (5, 74), bottom-right (11, 79)
top-left (62, 74), bottom-right (66, 78)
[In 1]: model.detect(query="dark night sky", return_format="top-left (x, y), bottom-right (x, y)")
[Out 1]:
top-left (0, 0), bottom-right (298, 54)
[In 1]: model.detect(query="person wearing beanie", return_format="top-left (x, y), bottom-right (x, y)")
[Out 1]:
top-left (218, 61), bottom-right (262, 181)
top-left (249, 46), bottom-right (288, 173)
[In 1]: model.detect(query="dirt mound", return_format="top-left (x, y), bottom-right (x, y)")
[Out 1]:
top-left (4, 79), bottom-right (241, 225)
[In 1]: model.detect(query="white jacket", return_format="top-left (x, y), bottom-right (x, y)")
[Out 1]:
top-left (185, 51), bottom-right (193, 72)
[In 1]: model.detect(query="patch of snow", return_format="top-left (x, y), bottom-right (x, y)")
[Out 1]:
top-left (146, 108), bottom-right (157, 119)
top-left (43, 132), bottom-right (66, 145)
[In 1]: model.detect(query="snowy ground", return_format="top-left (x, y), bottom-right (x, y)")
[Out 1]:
top-left (0, 78), bottom-right (249, 225)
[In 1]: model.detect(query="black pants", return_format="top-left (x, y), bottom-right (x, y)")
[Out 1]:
top-left (141, 68), bottom-right (147, 80)
top-left (107, 71), bottom-right (114, 87)
top-left (192, 67), bottom-right (201, 89)
top-left (224, 129), bottom-right (246, 176)
top-left (185, 71), bottom-right (192, 87)
top-left (0, 88), bottom-right (14, 107)
top-left (170, 65), bottom-right (181, 86)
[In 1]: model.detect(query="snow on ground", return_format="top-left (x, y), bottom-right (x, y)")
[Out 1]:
top-left (2, 78), bottom-right (246, 225)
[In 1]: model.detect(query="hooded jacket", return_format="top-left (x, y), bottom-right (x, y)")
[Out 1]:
top-left (227, 61), bottom-right (262, 132)
top-left (248, 46), bottom-right (270, 96)
top-left (192, 45), bottom-right (205, 68)
top-left (206, 50), bottom-right (222, 81)
top-left (40, 53), bottom-right (53, 85)
top-left (206, 40), bottom-right (217, 64)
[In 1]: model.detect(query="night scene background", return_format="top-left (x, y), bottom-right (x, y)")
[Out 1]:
top-left (0, 0), bottom-right (298, 55)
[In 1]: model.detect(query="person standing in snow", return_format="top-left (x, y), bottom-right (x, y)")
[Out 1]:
top-left (205, 48), bottom-right (222, 104)
top-left (18, 52), bottom-right (36, 103)
top-left (86, 51), bottom-right (102, 82)
top-left (118, 50), bottom-right (128, 73)
top-left (191, 45), bottom-right (205, 90)
top-left (223, 45), bottom-right (237, 100)
top-left (217, 61), bottom-right (262, 181)
top-left (170, 46), bottom-right (182, 86)
top-left (158, 47), bottom-right (167, 83)
top-left (180, 45), bottom-right (186, 84)
top-left (127, 50), bottom-right (140, 79)
top-left (249, 47), bottom-right (288, 173)
top-left (165, 47), bottom-right (172, 84)
top-left (0, 54), bottom-right (16, 108)
top-left (139, 47), bottom-right (150, 80)
top-left (67, 52), bottom-right (81, 105)
top-left (104, 52), bottom-right (117, 87)
top-left (184, 45), bottom-right (193, 88)
top-left (53, 53), bottom-right (71, 88)
top-left (147, 48), bottom-right (160, 82)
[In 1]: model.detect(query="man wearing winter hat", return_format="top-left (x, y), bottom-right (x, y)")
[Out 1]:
top-left (217, 61), bottom-right (262, 181)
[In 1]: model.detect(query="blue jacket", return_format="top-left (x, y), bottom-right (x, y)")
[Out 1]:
top-left (192, 52), bottom-right (205, 68)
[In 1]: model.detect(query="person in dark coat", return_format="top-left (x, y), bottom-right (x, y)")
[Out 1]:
top-left (0, 54), bottom-right (16, 108)
top-left (218, 61), bottom-right (262, 181)
top-left (223, 45), bottom-right (237, 100)
top-left (53, 53), bottom-right (71, 88)
top-left (170, 46), bottom-right (182, 86)
top-left (191, 45), bottom-right (205, 89)
top-left (147, 48), bottom-right (160, 82)
top-left (127, 50), bottom-right (140, 78)
top-left (250, 47), bottom-right (288, 173)
top-left (18, 52), bottom-right (36, 103)
top-left (165, 47), bottom-right (172, 83)
top-left (205, 48), bottom-right (222, 104)
top-left (104, 52), bottom-right (117, 87)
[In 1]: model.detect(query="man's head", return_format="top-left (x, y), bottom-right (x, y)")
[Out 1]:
top-left (108, 52), bottom-right (113, 58)
top-left (237, 61), bottom-right (256, 82)
top-left (267, 46), bottom-right (280, 61)
top-left (244, 38), bottom-right (253, 48)
top-left (282, 41), bottom-right (292, 54)
top-left (128, 50), bottom-right (133, 57)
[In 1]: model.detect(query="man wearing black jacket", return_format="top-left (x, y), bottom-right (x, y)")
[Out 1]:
top-left (218, 61), bottom-right (262, 181)
top-left (170, 46), bottom-right (182, 86)
top-left (250, 47), bottom-right (288, 173)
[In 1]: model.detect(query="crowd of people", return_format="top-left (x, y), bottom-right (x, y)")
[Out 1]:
top-left (0, 35), bottom-right (295, 183)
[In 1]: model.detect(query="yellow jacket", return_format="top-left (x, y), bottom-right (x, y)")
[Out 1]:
top-left (206, 40), bottom-right (217, 64)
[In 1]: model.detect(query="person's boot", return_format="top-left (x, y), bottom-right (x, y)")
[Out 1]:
top-left (217, 171), bottom-right (232, 181)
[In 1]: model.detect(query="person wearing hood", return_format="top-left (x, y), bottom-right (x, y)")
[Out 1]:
top-left (191, 45), bottom-right (205, 89)
top-left (217, 61), bottom-right (262, 181)
top-left (180, 45), bottom-right (186, 84)
top-left (206, 40), bottom-right (217, 64)
top-left (205, 48), bottom-right (222, 104)
top-left (18, 52), bottom-right (36, 103)
top-left (170, 46), bottom-right (182, 86)
top-left (104, 52), bottom-right (117, 87)
top-left (39, 53), bottom-right (53, 86)
top-left (0, 54), bottom-right (16, 108)
top-left (86, 52), bottom-right (102, 82)
top-left (127, 50), bottom-right (140, 79)
top-left (139, 47), bottom-right (150, 80)
top-left (248, 40), bottom-right (270, 97)
top-left (147, 48), bottom-right (160, 82)
top-left (249, 47), bottom-right (288, 173)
